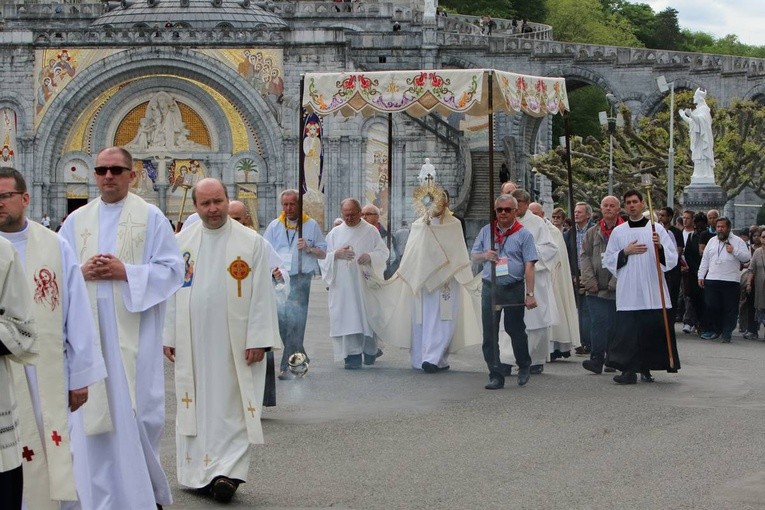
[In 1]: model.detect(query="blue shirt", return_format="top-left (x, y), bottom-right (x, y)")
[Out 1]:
top-left (263, 217), bottom-right (327, 276)
top-left (471, 222), bottom-right (538, 285)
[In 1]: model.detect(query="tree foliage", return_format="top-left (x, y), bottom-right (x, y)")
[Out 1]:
top-left (532, 91), bottom-right (765, 209)
top-left (546, 0), bottom-right (642, 47)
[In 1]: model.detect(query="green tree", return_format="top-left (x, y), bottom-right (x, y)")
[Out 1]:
top-left (545, 0), bottom-right (642, 47)
top-left (534, 92), bottom-right (765, 207)
top-left (439, 0), bottom-right (514, 19)
top-left (509, 0), bottom-right (548, 22)
top-left (551, 85), bottom-right (609, 148)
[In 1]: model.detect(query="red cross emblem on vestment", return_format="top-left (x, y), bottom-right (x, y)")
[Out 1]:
top-left (51, 430), bottom-right (62, 446)
top-left (22, 446), bottom-right (34, 461)
top-left (227, 256), bottom-right (251, 297)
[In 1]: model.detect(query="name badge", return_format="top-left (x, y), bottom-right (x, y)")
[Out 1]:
top-left (496, 257), bottom-right (509, 277)
top-left (279, 248), bottom-right (292, 272)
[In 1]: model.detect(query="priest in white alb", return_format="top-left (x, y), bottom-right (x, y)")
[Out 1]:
top-left (59, 147), bottom-right (184, 509)
top-left (319, 198), bottom-right (389, 369)
top-left (0, 236), bottom-right (37, 509)
top-left (362, 187), bottom-right (482, 372)
top-left (164, 178), bottom-right (281, 504)
top-left (528, 202), bottom-right (581, 359)
top-left (0, 168), bottom-right (106, 510)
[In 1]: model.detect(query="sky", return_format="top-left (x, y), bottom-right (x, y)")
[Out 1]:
top-left (643, 0), bottom-right (765, 46)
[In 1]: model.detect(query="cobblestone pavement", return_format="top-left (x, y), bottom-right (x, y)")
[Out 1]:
top-left (162, 279), bottom-right (765, 509)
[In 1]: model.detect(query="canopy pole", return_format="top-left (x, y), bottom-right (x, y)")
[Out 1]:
top-left (564, 111), bottom-right (581, 308)
top-left (387, 112), bottom-right (393, 253)
top-left (487, 71), bottom-right (501, 374)
top-left (298, 75), bottom-right (306, 274)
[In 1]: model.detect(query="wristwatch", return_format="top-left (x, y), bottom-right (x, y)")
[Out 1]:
top-left (526, 292), bottom-right (534, 297)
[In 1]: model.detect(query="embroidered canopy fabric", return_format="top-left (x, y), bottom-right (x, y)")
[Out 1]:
top-left (302, 69), bottom-right (569, 118)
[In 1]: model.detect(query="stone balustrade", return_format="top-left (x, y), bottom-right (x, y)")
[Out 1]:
top-left (1, 2), bottom-right (106, 18)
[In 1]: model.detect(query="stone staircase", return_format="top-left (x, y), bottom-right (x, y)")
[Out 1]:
top-left (463, 150), bottom-right (505, 242)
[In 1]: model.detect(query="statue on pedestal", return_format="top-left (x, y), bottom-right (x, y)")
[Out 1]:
top-left (417, 157), bottom-right (436, 185)
top-left (679, 88), bottom-right (715, 185)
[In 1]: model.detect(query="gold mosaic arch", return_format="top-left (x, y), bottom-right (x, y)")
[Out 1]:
top-left (62, 75), bottom-right (256, 155)
top-left (114, 101), bottom-right (212, 148)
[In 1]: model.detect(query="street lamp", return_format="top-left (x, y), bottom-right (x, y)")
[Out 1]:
top-left (656, 75), bottom-right (675, 208)
top-left (599, 94), bottom-right (624, 196)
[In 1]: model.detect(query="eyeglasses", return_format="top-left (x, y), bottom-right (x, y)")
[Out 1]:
top-left (94, 166), bottom-right (131, 176)
top-left (0, 191), bottom-right (23, 203)
top-left (361, 212), bottom-right (379, 216)
top-left (495, 207), bottom-right (515, 213)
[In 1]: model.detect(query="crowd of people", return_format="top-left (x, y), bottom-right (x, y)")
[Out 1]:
top-left (0, 145), bottom-right (760, 508)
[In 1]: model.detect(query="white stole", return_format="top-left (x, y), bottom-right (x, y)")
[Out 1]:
top-left (12, 222), bottom-right (76, 506)
top-left (74, 193), bottom-right (148, 435)
top-left (173, 221), bottom-right (270, 444)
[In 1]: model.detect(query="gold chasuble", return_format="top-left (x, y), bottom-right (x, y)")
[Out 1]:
top-left (11, 222), bottom-right (76, 507)
top-left (74, 193), bottom-right (148, 435)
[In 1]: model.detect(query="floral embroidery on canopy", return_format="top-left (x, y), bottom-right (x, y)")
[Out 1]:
top-left (302, 69), bottom-right (569, 118)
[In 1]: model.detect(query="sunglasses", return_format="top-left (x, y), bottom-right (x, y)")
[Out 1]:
top-left (94, 166), bottom-right (131, 176)
top-left (495, 207), bottom-right (515, 213)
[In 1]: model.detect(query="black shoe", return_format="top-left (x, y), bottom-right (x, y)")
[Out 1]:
top-left (376, 348), bottom-right (384, 358)
top-left (485, 378), bottom-right (504, 390)
top-left (640, 370), bottom-right (654, 383)
top-left (561, 350), bottom-right (571, 359)
top-left (277, 370), bottom-right (297, 380)
top-left (344, 354), bottom-right (362, 369)
top-left (613, 371), bottom-right (637, 385)
top-left (582, 359), bottom-right (603, 374)
top-left (211, 476), bottom-right (237, 503)
top-left (603, 366), bottom-right (616, 373)
top-left (499, 363), bottom-right (513, 376)
top-left (422, 362), bottom-right (439, 373)
top-left (517, 367), bottom-right (530, 386)
top-left (550, 350), bottom-right (562, 361)
top-left (363, 352), bottom-right (377, 365)
top-left (574, 346), bottom-right (591, 356)
top-left (530, 364), bottom-right (544, 375)
top-left (721, 336), bottom-right (731, 343)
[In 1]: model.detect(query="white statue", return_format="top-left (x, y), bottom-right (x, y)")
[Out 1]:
top-left (126, 91), bottom-right (207, 152)
top-left (424, 0), bottom-right (437, 20)
top-left (679, 88), bottom-right (715, 185)
top-left (417, 157), bottom-right (436, 185)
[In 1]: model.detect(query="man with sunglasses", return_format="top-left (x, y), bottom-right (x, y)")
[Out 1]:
top-left (471, 195), bottom-right (538, 390)
top-left (60, 146), bottom-right (184, 509)
top-left (0, 168), bottom-right (107, 509)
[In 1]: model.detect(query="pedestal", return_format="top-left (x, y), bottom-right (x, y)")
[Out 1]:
top-left (681, 183), bottom-right (726, 213)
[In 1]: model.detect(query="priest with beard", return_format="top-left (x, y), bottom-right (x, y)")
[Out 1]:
top-left (603, 189), bottom-right (680, 384)
top-left (164, 179), bottom-right (281, 503)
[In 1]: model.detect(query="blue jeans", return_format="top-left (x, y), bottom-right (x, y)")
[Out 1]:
top-left (586, 295), bottom-right (616, 362)
top-left (278, 273), bottom-right (313, 371)
top-left (481, 280), bottom-right (530, 384)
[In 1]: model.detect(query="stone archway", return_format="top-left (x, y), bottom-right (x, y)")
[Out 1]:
top-left (34, 46), bottom-right (284, 220)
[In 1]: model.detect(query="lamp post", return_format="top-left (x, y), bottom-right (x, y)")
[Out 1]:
top-left (598, 94), bottom-right (623, 196)
top-left (656, 75), bottom-right (676, 208)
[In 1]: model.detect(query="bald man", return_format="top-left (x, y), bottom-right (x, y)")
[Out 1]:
top-left (164, 178), bottom-right (281, 502)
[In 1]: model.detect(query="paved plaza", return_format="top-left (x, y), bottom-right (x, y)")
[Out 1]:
top-left (161, 279), bottom-right (765, 509)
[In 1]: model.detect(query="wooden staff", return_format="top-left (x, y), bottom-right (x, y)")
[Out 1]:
top-left (175, 185), bottom-right (190, 233)
top-left (642, 178), bottom-right (675, 370)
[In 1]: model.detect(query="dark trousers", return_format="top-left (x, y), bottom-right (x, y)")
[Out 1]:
top-left (666, 268), bottom-right (681, 314)
top-left (481, 281), bottom-right (530, 383)
top-left (277, 273), bottom-right (312, 371)
top-left (686, 272), bottom-right (707, 331)
top-left (586, 295), bottom-right (616, 363)
top-left (0, 465), bottom-right (23, 510)
top-left (739, 286), bottom-right (758, 334)
top-left (704, 279), bottom-right (740, 338)
top-left (577, 291), bottom-right (591, 348)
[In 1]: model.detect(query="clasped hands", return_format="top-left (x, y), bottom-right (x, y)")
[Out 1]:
top-left (82, 254), bottom-right (127, 282)
top-left (334, 245), bottom-right (371, 265)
